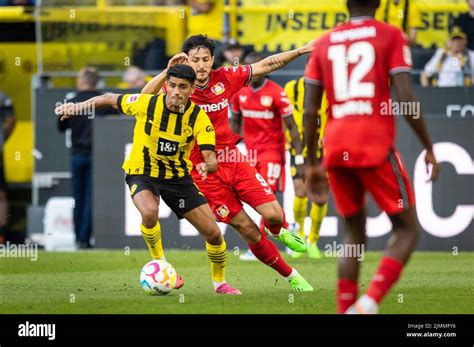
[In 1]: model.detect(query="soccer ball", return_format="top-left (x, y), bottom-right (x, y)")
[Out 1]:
top-left (139, 260), bottom-right (177, 295)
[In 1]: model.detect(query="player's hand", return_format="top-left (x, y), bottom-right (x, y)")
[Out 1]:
top-left (55, 102), bottom-right (77, 121)
top-left (297, 38), bottom-right (317, 55)
top-left (167, 52), bottom-right (188, 70)
top-left (305, 164), bottom-right (329, 205)
top-left (295, 164), bottom-right (305, 179)
top-left (196, 162), bottom-right (208, 180)
top-left (425, 149), bottom-right (440, 182)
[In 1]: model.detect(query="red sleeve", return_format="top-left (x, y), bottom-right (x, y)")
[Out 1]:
top-left (388, 28), bottom-right (413, 75)
top-left (275, 87), bottom-right (293, 118)
top-left (304, 39), bottom-right (323, 85)
top-left (230, 92), bottom-right (241, 114)
top-left (222, 65), bottom-right (253, 94)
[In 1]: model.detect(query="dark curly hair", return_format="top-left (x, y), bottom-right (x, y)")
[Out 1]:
top-left (182, 34), bottom-right (216, 56)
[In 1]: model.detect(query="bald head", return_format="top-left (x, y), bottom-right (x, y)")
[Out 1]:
top-left (123, 66), bottom-right (147, 89)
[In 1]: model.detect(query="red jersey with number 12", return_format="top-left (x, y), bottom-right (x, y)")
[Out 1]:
top-left (305, 17), bottom-right (412, 168)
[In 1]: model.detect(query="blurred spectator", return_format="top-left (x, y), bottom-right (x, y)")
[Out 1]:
top-left (57, 67), bottom-right (116, 249)
top-left (375, 0), bottom-right (421, 46)
top-left (218, 39), bottom-right (246, 67)
top-left (453, 0), bottom-right (474, 51)
top-left (187, 0), bottom-right (224, 41)
top-left (118, 66), bottom-right (151, 89)
top-left (0, 92), bottom-right (16, 245)
top-left (421, 28), bottom-right (474, 87)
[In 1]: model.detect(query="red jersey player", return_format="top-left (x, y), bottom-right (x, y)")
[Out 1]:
top-left (304, 0), bottom-right (440, 313)
top-left (230, 52), bottom-right (304, 197)
top-left (230, 52), bottom-right (304, 261)
top-left (143, 35), bottom-right (314, 292)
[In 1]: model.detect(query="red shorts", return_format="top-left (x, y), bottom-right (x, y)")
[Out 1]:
top-left (191, 148), bottom-right (277, 223)
top-left (327, 149), bottom-right (415, 217)
top-left (255, 150), bottom-right (286, 193)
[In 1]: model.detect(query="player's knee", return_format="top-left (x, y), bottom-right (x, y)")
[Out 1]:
top-left (263, 204), bottom-right (284, 225)
top-left (206, 227), bottom-right (222, 245)
top-left (141, 205), bottom-right (158, 228)
top-left (391, 209), bottom-right (420, 242)
top-left (294, 186), bottom-right (306, 198)
top-left (295, 191), bottom-right (306, 199)
top-left (406, 225), bottom-right (421, 243)
top-left (344, 229), bottom-right (366, 244)
top-left (293, 178), bottom-right (306, 196)
top-left (315, 197), bottom-right (328, 206)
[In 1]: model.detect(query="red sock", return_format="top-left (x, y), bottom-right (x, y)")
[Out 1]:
top-left (263, 210), bottom-right (288, 235)
top-left (366, 256), bottom-right (404, 304)
top-left (248, 235), bottom-right (293, 277)
top-left (337, 279), bottom-right (358, 314)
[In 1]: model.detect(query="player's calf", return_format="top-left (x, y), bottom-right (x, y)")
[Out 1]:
top-left (387, 207), bottom-right (420, 263)
top-left (231, 217), bottom-right (261, 244)
top-left (184, 204), bottom-right (242, 294)
top-left (133, 194), bottom-right (165, 261)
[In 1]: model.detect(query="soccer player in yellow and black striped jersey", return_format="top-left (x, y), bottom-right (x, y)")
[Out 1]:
top-left (55, 64), bottom-right (241, 294)
top-left (284, 77), bottom-right (329, 259)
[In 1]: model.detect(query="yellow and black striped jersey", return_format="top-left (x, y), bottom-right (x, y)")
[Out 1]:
top-left (118, 93), bottom-right (215, 180)
top-left (284, 77), bottom-right (328, 158)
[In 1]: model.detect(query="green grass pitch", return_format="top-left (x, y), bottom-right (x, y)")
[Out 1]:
top-left (1, 250), bottom-right (473, 314)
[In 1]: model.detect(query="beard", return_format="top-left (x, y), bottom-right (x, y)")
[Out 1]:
top-left (196, 71), bottom-right (210, 84)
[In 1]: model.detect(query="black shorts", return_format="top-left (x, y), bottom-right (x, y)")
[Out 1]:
top-left (125, 174), bottom-right (207, 219)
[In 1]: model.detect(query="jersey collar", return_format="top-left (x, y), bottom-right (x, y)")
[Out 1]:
top-left (250, 78), bottom-right (268, 92)
top-left (195, 74), bottom-right (211, 90)
top-left (350, 16), bottom-right (374, 23)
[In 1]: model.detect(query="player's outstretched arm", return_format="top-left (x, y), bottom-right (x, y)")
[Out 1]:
top-left (250, 39), bottom-right (315, 77)
top-left (141, 52), bottom-right (188, 95)
top-left (54, 93), bottom-right (119, 121)
top-left (303, 81), bottom-right (328, 204)
top-left (391, 72), bottom-right (440, 182)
